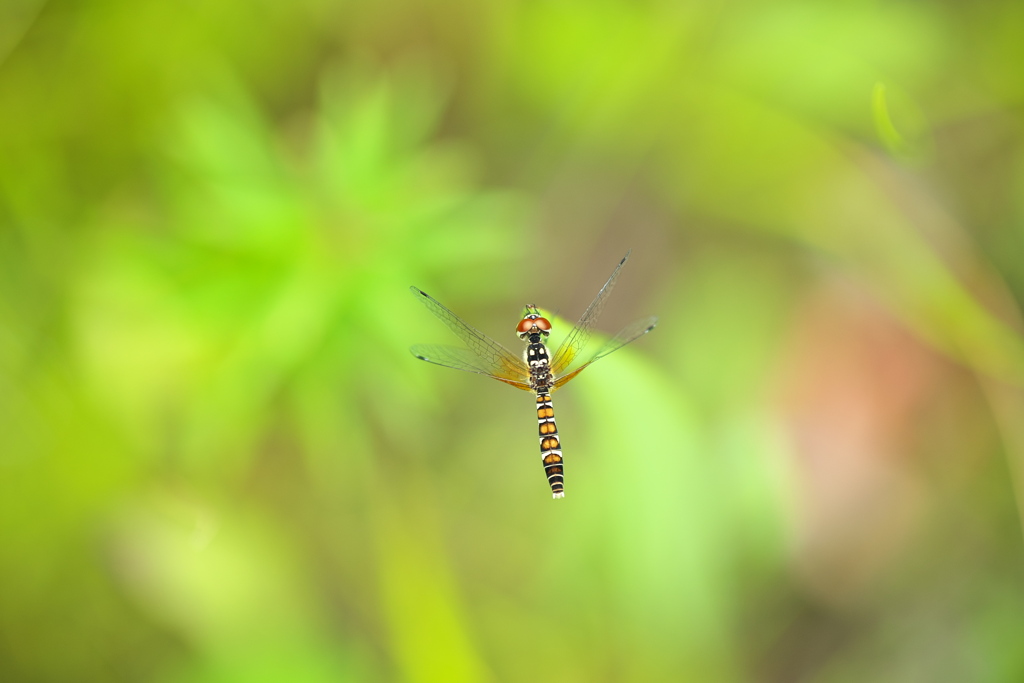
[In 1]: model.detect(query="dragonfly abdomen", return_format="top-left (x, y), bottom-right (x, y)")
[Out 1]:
top-left (526, 335), bottom-right (562, 498)
top-left (536, 392), bottom-right (564, 498)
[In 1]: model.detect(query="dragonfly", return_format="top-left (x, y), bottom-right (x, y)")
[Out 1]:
top-left (409, 250), bottom-right (657, 499)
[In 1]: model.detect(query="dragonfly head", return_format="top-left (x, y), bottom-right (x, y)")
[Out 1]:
top-left (517, 305), bottom-right (551, 339)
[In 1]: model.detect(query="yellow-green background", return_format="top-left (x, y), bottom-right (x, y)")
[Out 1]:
top-left (3, 1), bottom-right (1024, 681)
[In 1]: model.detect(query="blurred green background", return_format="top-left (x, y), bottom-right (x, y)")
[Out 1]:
top-left (3, 1), bottom-right (1024, 681)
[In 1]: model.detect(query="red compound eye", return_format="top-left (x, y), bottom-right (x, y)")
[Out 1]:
top-left (533, 317), bottom-right (551, 331)
top-left (517, 318), bottom-right (534, 333)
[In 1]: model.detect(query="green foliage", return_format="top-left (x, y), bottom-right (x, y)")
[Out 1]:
top-left (3, 1), bottom-right (1024, 681)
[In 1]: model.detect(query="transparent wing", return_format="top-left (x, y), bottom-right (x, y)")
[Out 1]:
top-left (553, 316), bottom-right (657, 389)
top-left (409, 286), bottom-right (530, 382)
top-left (550, 250), bottom-right (632, 376)
top-left (409, 344), bottom-right (533, 391)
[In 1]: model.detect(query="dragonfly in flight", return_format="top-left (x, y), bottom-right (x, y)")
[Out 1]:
top-left (410, 250), bottom-right (657, 499)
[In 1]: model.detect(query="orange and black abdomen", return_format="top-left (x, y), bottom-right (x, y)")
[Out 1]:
top-left (525, 331), bottom-right (561, 498)
top-left (536, 392), bottom-right (564, 498)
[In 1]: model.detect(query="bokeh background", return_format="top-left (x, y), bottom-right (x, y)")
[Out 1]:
top-left (3, 1), bottom-right (1024, 681)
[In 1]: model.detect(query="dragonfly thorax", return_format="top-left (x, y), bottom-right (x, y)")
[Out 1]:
top-left (525, 338), bottom-right (553, 391)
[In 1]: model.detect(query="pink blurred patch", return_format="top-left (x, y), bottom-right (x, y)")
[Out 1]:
top-left (776, 280), bottom-right (946, 604)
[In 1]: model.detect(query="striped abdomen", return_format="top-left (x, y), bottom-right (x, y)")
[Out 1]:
top-left (537, 392), bottom-right (564, 498)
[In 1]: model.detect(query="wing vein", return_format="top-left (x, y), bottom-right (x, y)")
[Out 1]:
top-left (553, 316), bottom-right (658, 388)
top-left (550, 250), bottom-right (632, 375)
top-left (409, 286), bottom-right (529, 382)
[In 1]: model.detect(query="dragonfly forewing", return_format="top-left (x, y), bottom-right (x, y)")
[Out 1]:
top-left (410, 343), bottom-right (533, 390)
top-left (410, 286), bottom-right (529, 380)
top-left (549, 250), bottom-right (632, 376)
